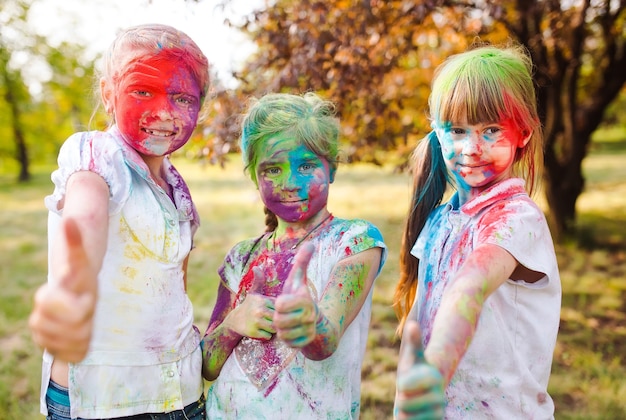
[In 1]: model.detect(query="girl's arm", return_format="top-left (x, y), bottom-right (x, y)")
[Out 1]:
top-left (29, 171), bottom-right (109, 362)
top-left (274, 245), bottom-right (382, 361)
top-left (201, 272), bottom-right (276, 381)
top-left (424, 243), bottom-right (518, 385)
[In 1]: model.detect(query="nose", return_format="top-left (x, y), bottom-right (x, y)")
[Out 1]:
top-left (281, 170), bottom-right (302, 192)
top-left (461, 132), bottom-right (482, 156)
top-left (152, 96), bottom-right (175, 121)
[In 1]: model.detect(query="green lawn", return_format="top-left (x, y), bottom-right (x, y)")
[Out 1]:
top-left (0, 137), bottom-right (625, 419)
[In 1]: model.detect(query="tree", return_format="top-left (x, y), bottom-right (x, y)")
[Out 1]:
top-left (0, 0), bottom-right (97, 182)
top-left (500, 0), bottom-right (626, 238)
top-left (0, 1), bottom-right (31, 181)
top-left (205, 0), bottom-right (626, 240)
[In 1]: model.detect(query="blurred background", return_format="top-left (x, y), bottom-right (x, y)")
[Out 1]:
top-left (1, 0), bottom-right (625, 418)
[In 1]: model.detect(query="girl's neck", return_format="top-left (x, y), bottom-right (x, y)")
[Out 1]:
top-left (141, 154), bottom-right (172, 199)
top-left (277, 210), bottom-right (331, 235)
top-left (271, 210), bottom-right (333, 251)
top-left (457, 175), bottom-right (515, 205)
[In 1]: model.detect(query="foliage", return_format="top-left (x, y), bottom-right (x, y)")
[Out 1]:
top-left (199, 0), bottom-right (626, 241)
top-left (0, 0), bottom-right (101, 182)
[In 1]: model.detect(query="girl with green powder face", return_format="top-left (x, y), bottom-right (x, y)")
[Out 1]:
top-left (394, 44), bottom-right (561, 419)
top-left (201, 92), bottom-right (387, 418)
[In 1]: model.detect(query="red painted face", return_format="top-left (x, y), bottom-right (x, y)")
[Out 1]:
top-left (108, 54), bottom-right (202, 156)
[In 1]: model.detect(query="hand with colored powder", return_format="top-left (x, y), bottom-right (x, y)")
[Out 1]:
top-left (225, 266), bottom-right (277, 340)
top-left (274, 242), bottom-right (319, 347)
top-left (29, 218), bottom-right (98, 363)
top-left (395, 320), bottom-right (445, 420)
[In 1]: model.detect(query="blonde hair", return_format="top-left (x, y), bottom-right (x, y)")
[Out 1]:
top-left (102, 24), bottom-right (210, 102)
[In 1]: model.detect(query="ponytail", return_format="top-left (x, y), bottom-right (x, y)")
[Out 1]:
top-left (393, 131), bottom-right (449, 335)
top-left (263, 206), bottom-right (278, 233)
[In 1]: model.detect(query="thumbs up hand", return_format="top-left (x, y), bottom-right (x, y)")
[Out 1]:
top-left (395, 320), bottom-right (445, 420)
top-left (274, 242), bottom-right (317, 347)
top-left (28, 217), bottom-right (98, 363)
top-left (225, 265), bottom-right (276, 340)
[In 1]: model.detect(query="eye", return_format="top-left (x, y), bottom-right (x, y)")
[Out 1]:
top-left (263, 167), bottom-right (281, 177)
top-left (133, 90), bottom-right (151, 97)
top-left (175, 94), bottom-right (196, 106)
top-left (300, 163), bottom-right (315, 172)
top-left (484, 126), bottom-right (501, 135)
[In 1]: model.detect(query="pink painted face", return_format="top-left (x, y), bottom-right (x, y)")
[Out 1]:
top-left (436, 118), bottom-right (525, 192)
top-left (254, 134), bottom-right (332, 223)
top-left (107, 54), bottom-right (202, 156)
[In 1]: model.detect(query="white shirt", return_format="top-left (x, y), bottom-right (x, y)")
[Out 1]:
top-left (207, 218), bottom-right (387, 419)
top-left (41, 127), bottom-right (203, 418)
top-left (411, 178), bottom-right (561, 419)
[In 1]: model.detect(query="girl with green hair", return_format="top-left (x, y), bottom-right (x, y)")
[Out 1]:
top-left (394, 44), bottom-right (561, 419)
top-left (201, 92), bottom-right (387, 418)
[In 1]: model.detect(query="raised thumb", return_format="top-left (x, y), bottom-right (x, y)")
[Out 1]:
top-left (249, 266), bottom-right (266, 294)
top-left (398, 320), bottom-right (426, 373)
top-left (282, 242), bottom-right (315, 294)
top-left (57, 217), bottom-right (94, 295)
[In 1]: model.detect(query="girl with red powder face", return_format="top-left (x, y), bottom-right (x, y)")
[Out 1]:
top-left (393, 44), bottom-right (561, 419)
top-left (201, 92), bottom-right (387, 418)
top-left (28, 24), bottom-right (209, 420)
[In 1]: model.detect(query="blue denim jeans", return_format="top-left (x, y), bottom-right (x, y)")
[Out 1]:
top-left (46, 381), bottom-right (206, 420)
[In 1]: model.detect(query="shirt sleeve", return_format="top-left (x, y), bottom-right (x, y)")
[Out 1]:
top-left (336, 219), bottom-right (387, 275)
top-left (44, 131), bottom-right (132, 215)
top-left (218, 236), bottom-right (266, 292)
top-left (476, 197), bottom-right (557, 286)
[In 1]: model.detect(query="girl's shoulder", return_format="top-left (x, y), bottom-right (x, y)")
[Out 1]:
top-left (329, 216), bottom-right (379, 230)
top-left (328, 217), bottom-right (384, 240)
top-left (62, 129), bottom-right (122, 153)
top-left (224, 233), bottom-right (269, 262)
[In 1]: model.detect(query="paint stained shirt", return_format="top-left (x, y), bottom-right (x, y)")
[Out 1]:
top-left (207, 217), bottom-right (386, 419)
top-left (40, 127), bottom-right (203, 418)
top-left (411, 178), bottom-right (561, 419)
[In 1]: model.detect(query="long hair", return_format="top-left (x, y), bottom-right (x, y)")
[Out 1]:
top-left (393, 43), bottom-right (544, 334)
top-left (393, 131), bottom-right (449, 334)
top-left (240, 92), bottom-right (340, 232)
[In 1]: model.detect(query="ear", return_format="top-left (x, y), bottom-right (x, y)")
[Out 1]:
top-left (100, 78), bottom-right (114, 114)
top-left (329, 166), bottom-right (337, 183)
top-left (519, 130), bottom-right (532, 148)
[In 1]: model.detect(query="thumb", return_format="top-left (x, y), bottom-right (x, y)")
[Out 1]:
top-left (398, 320), bottom-right (426, 373)
top-left (249, 266), bottom-right (266, 294)
top-left (57, 217), bottom-right (95, 295)
top-left (282, 242), bottom-right (315, 294)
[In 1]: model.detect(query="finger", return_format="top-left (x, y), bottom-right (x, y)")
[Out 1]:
top-left (398, 320), bottom-right (426, 373)
top-left (283, 242), bottom-right (315, 294)
top-left (250, 266), bottom-right (266, 294)
top-left (277, 325), bottom-right (314, 347)
top-left (32, 284), bottom-right (95, 324)
top-left (57, 217), bottom-right (95, 295)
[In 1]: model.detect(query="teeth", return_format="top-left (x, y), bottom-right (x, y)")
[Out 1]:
top-left (144, 129), bottom-right (173, 136)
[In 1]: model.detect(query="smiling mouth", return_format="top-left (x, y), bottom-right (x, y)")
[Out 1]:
top-left (461, 163), bottom-right (489, 169)
top-left (143, 128), bottom-right (175, 137)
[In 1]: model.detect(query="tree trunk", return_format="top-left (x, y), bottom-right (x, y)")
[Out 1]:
top-left (4, 80), bottom-right (30, 182)
top-left (543, 148), bottom-right (585, 241)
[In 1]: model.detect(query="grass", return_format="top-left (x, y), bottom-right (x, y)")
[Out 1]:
top-left (0, 134), bottom-right (625, 419)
